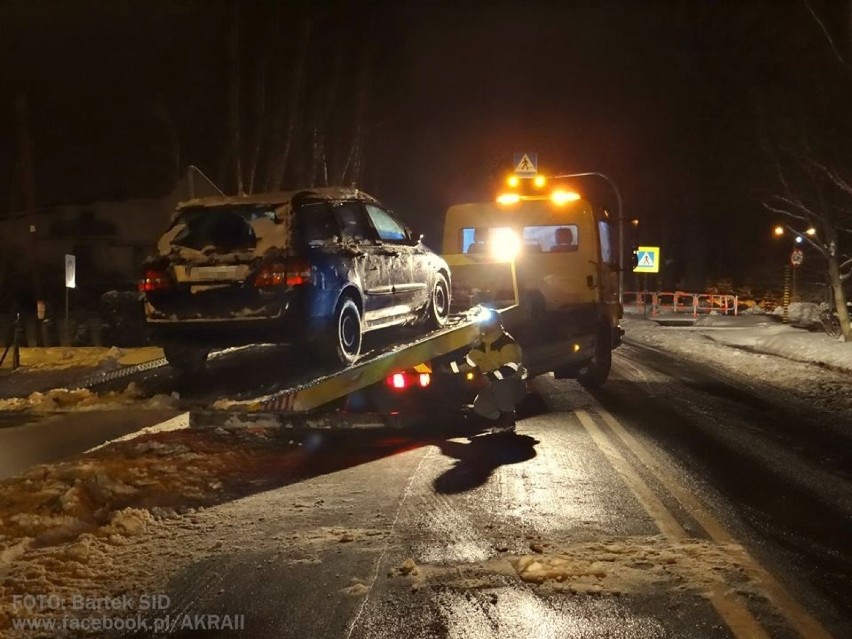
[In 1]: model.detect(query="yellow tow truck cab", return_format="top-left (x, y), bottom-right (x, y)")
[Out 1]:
top-left (441, 185), bottom-right (623, 386)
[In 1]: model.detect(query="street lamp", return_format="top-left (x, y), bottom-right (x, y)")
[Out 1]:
top-left (773, 222), bottom-right (820, 251)
top-left (553, 172), bottom-right (625, 302)
top-left (771, 223), bottom-right (814, 315)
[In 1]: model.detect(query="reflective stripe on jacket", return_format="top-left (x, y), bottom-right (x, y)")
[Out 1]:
top-left (450, 330), bottom-right (526, 379)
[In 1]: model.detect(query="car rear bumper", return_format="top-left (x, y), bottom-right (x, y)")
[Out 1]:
top-left (143, 287), bottom-right (327, 347)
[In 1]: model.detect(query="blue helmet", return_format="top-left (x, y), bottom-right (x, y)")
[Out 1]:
top-left (477, 307), bottom-right (503, 332)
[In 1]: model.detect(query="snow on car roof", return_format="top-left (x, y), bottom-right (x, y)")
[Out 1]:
top-left (176, 186), bottom-right (378, 210)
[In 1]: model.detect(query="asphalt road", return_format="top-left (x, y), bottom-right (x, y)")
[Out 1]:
top-left (1, 341), bottom-right (849, 637)
top-left (130, 343), bottom-right (849, 638)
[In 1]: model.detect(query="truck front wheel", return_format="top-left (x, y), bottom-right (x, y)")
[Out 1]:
top-left (577, 324), bottom-right (612, 388)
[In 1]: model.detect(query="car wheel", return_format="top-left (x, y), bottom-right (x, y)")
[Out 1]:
top-left (425, 273), bottom-right (451, 329)
top-left (323, 297), bottom-right (362, 365)
top-left (163, 343), bottom-right (210, 373)
top-left (577, 323), bottom-right (612, 388)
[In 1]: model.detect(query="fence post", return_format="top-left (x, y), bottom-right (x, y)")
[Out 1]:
top-left (783, 266), bottom-right (791, 323)
top-left (12, 312), bottom-right (21, 370)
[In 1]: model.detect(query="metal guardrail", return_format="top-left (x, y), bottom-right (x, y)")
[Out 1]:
top-left (624, 291), bottom-right (739, 317)
top-left (76, 357), bottom-right (169, 388)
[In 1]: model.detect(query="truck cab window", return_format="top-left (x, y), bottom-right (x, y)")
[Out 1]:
top-left (598, 220), bottom-right (613, 263)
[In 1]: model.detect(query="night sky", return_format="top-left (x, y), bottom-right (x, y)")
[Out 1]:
top-left (1, 0), bottom-right (850, 293)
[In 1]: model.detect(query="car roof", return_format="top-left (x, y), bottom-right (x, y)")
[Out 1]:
top-left (176, 186), bottom-right (379, 211)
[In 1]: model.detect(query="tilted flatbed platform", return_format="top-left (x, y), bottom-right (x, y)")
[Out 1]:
top-left (190, 248), bottom-right (614, 432)
top-left (189, 303), bottom-right (517, 430)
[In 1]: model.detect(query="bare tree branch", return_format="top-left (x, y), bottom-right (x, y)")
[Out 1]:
top-left (227, 3), bottom-right (243, 195)
top-left (246, 46), bottom-right (269, 195)
top-left (800, 154), bottom-right (852, 199)
top-left (763, 198), bottom-right (812, 222)
top-left (265, 13), bottom-right (311, 191)
top-left (802, 0), bottom-right (852, 72)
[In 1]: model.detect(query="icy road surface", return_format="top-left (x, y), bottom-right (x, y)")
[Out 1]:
top-left (1, 330), bottom-right (850, 638)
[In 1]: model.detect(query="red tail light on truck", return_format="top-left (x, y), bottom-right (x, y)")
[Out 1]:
top-left (386, 371), bottom-right (431, 390)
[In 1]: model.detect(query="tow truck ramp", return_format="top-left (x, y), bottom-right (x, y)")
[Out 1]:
top-left (189, 303), bottom-right (518, 431)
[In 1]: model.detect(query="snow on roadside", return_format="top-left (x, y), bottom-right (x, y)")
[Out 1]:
top-left (0, 426), bottom-right (312, 634)
top-left (0, 383), bottom-right (178, 412)
top-left (623, 316), bottom-right (852, 415)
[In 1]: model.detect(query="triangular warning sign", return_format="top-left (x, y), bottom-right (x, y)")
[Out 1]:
top-left (639, 252), bottom-right (653, 267)
top-left (514, 153), bottom-right (537, 175)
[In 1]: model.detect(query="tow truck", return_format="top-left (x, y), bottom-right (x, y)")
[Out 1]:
top-left (192, 175), bottom-right (623, 431)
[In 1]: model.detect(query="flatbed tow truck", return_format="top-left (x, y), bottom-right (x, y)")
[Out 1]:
top-left (191, 176), bottom-right (623, 432)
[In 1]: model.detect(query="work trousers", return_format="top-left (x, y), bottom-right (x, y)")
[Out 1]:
top-left (472, 376), bottom-right (527, 420)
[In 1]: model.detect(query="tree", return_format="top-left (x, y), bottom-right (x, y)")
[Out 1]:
top-left (763, 150), bottom-right (852, 339)
top-left (213, 1), bottom-right (376, 195)
top-left (757, 1), bottom-right (852, 339)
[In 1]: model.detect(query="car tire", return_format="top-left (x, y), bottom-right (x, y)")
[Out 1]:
top-left (163, 343), bottom-right (210, 373)
top-left (425, 273), bottom-right (451, 329)
top-left (322, 296), bottom-right (362, 366)
top-left (577, 323), bottom-right (612, 388)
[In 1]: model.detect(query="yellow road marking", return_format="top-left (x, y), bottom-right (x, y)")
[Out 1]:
top-left (576, 410), bottom-right (771, 639)
top-left (595, 406), bottom-right (834, 639)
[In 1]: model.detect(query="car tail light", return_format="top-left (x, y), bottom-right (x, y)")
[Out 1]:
top-left (138, 268), bottom-right (172, 293)
top-left (253, 258), bottom-right (312, 288)
top-left (253, 263), bottom-right (287, 288)
top-left (284, 256), bottom-right (312, 286)
top-left (386, 371), bottom-right (431, 391)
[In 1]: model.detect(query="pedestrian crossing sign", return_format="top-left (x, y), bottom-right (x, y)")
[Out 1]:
top-left (513, 152), bottom-right (538, 177)
top-left (633, 246), bottom-right (660, 273)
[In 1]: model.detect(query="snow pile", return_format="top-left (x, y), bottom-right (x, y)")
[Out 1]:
top-left (0, 425), bottom-right (298, 634)
top-left (0, 422), bottom-right (391, 636)
top-left (624, 317), bottom-right (852, 413)
top-left (0, 383), bottom-right (178, 412)
top-left (401, 534), bottom-right (756, 599)
top-left (511, 535), bottom-right (751, 596)
top-left (771, 302), bottom-right (822, 326)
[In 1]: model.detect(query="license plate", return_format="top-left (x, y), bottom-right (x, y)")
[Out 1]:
top-left (191, 266), bottom-right (240, 281)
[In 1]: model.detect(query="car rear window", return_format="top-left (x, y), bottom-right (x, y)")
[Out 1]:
top-left (169, 207), bottom-right (275, 252)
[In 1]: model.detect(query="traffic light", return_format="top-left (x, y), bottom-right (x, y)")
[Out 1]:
top-left (631, 245), bottom-right (639, 269)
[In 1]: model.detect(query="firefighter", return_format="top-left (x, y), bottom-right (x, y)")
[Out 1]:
top-left (446, 308), bottom-right (527, 432)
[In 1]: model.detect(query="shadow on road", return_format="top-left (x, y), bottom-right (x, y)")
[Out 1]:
top-left (432, 433), bottom-right (539, 495)
top-left (0, 393), bottom-right (544, 545)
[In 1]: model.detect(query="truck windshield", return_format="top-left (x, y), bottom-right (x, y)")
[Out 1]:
top-left (462, 224), bottom-right (579, 254)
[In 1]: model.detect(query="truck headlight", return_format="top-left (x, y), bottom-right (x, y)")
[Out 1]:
top-left (490, 228), bottom-right (521, 260)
